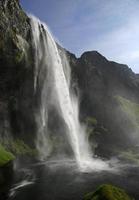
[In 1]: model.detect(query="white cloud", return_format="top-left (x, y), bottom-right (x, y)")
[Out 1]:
top-left (62, 0), bottom-right (139, 73)
top-left (22, 0), bottom-right (139, 73)
top-left (87, 16), bottom-right (139, 72)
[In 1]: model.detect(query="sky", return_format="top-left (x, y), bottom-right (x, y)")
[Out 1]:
top-left (20, 0), bottom-right (139, 73)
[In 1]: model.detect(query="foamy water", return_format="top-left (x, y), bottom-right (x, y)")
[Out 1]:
top-left (30, 15), bottom-right (110, 171)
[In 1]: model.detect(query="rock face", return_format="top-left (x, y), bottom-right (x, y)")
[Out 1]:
top-left (0, 161), bottom-right (13, 200)
top-left (69, 51), bottom-right (139, 157)
top-left (83, 184), bottom-right (133, 200)
top-left (0, 143), bottom-right (14, 199)
top-left (0, 1), bottom-right (35, 195)
top-left (0, 0), bottom-right (139, 159)
top-left (0, 0), bottom-right (36, 143)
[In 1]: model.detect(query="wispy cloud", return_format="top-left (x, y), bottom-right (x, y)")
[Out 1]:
top-left (21, 0), bottom-right (139, 72)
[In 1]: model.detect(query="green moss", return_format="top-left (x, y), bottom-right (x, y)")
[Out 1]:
top-left (0, 144), bottom-right (15, 167)
top-left (86, 116), bottom-right (109, 139)
top-left (87, 127), bottom-right (94, 136)
top-left (15, 50), bottom-right (24, 64)
top-left (115, 96), bottom-right (139, 128)
top-left (0, 30), bottom-right (25, 67)
top-left (86, 117), bottom-right (98, 126)
top-left (119, 150), bottom-right (139, 164)
top-left (86, 117), bottom-right (98, 138)
top-left (2, 139), bottom-right (37, 157)
top-left (84, 184), bottom-right (133, 200)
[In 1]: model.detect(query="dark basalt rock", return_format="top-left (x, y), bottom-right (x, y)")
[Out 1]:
top-left (83, 184), bottom-right (133, 200)
top-left (0, 161), bottom-right (14, 200)
top-left (67, 50), bottom-right (139, 157)
top-left (0, 0), bottom-right (36, 144)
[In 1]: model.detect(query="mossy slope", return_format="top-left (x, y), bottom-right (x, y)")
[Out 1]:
top-left (2, 139), bottom-right (37, 157)
top-left (83, 184), bottom-right (133, 200)
top-left (116, 96), bottom-right (139, 129)
top-left (0, 144), bottom-right (15, 167)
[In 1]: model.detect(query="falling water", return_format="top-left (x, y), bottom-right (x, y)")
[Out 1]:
top-left (30, 16), bottom-right (109, 171)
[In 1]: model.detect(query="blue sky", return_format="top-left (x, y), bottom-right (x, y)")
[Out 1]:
top-left (20, 0), bottom-right (139, 73)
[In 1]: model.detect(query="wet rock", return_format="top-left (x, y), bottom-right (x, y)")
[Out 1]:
top-left (83, 184), bottom-right (133, 200)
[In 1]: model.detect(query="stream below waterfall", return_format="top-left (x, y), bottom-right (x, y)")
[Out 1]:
top-left (7, 160), bottom-right (139, 200)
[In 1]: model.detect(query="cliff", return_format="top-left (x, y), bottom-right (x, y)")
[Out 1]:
top-left (69, 50), bottom-right (139, 157)
top-left (0, 0), bottom-right (139, 160)
top-left (0, 0), bottom-right (36, 144)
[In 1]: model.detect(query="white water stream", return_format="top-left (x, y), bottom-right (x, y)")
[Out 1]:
top-left (30, 16), bottom-right (108, 171)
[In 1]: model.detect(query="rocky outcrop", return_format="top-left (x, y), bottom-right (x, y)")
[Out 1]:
top-left (83, 184), bottom-right (133, 200)
top-left (0, 162), bottom-right (14, 200)
top-left (67, 51), bottom-right (139, 157)
top-left (0, 1), bottom-right (36, 196)
top-left (0, 0), bottom-right (36, 143)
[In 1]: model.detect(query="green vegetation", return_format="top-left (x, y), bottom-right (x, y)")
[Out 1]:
top-left (115, 96), bottom-right (139, 128)
top-left (0, 0), bottom-right (30, 68)
top-left (2, 139), bottom-right (37, 157)
top-left (119, 149), bottom-right (139, 165)
top-left (0, 137), bottom-right (37, 167)
top-left (0, 144), bottom-right (15, 167)
top-left (86, 116), bottom-right (109, 138)
top-left (86, 117), bottom-right (98, 126)
top-left (83, 184), bottom-right (133, 200)
top-left (86, 117), bottom-right (97, 138)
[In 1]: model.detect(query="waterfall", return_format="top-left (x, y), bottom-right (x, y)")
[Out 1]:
top-left (30, 16), bottom-right (109, 171)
